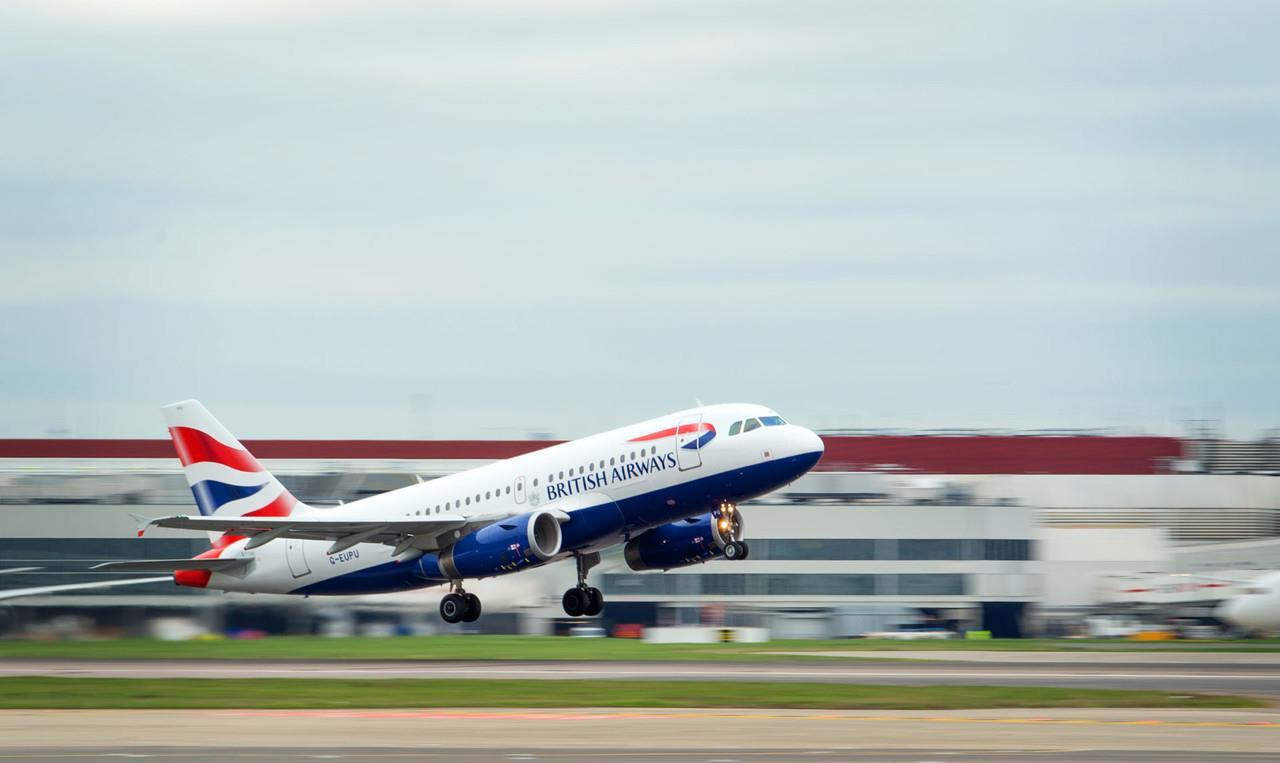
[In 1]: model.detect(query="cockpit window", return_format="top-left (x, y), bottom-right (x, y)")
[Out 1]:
top-left (760, 416), bottom-right (786, 426)
top-left (728, 421), bottom-right (742, 436)
top-left (743, 418), bottom-right (762, 433)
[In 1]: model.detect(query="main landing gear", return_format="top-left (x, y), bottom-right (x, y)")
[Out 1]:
top-left (563, 552), bottom-right (604, 618)
top-left (440, 582), bottom-right (481, 624)
top-left (723, 540), bottom-right (750, 560)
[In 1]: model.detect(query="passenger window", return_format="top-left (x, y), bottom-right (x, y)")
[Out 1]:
top-left (485, 491), bottom-right (491, 499)
top-left (729, 421), bottom-right (742, 436)
top-left (533, 479), bottom-right (539, 487)
top-left (761, 416), bottom-right (786, 426)
top-left (559, 471), bottom-right (564, 480)
top-left (743, 418), bottom-right (762, 433)
top-left (465, 497), bottom-right (471, 505)
top-left (506, 486), bottom-right (511, 494)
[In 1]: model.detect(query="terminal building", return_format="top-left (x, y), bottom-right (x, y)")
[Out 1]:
top-left (1, 430), bottom-right (1277, 638)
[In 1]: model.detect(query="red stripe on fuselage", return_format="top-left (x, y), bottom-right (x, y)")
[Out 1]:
top-left (629, 422), bottom-right (712, 442)
top-left (169, 427), bottom-right (262, 473)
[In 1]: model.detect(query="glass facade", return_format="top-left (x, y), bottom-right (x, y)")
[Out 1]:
top-left (603, 572), bottom-right (966, 597)
top-left (748, 538), bottom-right (1031, 561)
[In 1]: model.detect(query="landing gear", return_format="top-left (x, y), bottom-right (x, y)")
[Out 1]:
top-left (440, 583), bottom-right (482, 624)
top-left (462, 592), bottom-right (482, 622)
top-left (562, 552), bottom-right (604, 617)
top-left (715, 502), bottom-right (747, 561)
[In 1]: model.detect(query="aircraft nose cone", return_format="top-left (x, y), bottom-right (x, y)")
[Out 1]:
top-left (800, 426), bottom-right (824, 456)
top-left (1216, 597), bottom-right (1245, 628)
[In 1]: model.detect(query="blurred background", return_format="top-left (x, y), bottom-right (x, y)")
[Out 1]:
top-left (1, 0), bottom-right (1278, 641)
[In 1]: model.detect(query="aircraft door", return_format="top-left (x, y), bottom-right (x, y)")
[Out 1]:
top-left (676, 414), bottom-right (704, 471)
top-left (286, 539), bottom-right (311, 578)
top-left (514, 475), bottom-right (527, 505)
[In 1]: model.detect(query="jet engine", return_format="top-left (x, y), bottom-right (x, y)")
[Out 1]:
top-left (623, 505), bottom-right (745, 571)
top-left (421, 509), bottom-right (563, 579)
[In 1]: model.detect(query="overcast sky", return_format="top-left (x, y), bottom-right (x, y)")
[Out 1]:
top-left (1, 1), bottom-right (1277, 440)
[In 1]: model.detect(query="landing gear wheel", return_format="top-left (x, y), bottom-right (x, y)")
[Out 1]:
top-left (562, 586), bottom-right (588, 617)
top-left (461, 593), bottom-right (482, 622)
top-left (738, 541), bottom-right (750, 560)
top-left (723, 541), bottom-right (745, 560)
top-left (584, 587), bottom-right (604, 617)
top-left (440, 592), bottom-right (466, 624)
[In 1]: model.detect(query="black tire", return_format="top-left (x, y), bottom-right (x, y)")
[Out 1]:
top-left (723, 541), bottom-right (742, 560)
top-left (440, 593), bottom-right (465, 624)
top-left (738, 541), bottom-right (750, 560)
top-left (562, 587), bottom-right (587, 617)
top-left (584, 587), bottom-right (604, 617)
top-left (462, 593), bottom-right (482, 622)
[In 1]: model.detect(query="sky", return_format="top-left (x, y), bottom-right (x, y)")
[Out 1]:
top-left (1, 0), bottom-right (1278, 440)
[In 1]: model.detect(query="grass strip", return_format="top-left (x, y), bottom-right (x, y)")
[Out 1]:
top-left (1, 636), bottom-right (1279, 662)
top-left (0, 677), bottom-right (1262, 710)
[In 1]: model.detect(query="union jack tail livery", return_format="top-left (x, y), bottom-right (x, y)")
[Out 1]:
top-left (162, 400), bottom-right (306, 539)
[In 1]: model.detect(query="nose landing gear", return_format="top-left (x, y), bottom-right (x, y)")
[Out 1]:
top-left (562, 552), bottom-right (604, 617)
top-left (440, 581), bottom-right (481, 623)
top-left (716, 502), bottom-right (749, 561)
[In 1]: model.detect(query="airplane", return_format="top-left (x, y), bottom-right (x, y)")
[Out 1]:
top-left (2, 400), bottom-right (825, 622)
top-left (1207, 571), bottom-right (1280, 634)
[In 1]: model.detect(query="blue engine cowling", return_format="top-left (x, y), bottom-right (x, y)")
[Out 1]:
top-left (419, 510), bottom-right (562, 579)
top-left (624, 508), bottom-right (743, 572)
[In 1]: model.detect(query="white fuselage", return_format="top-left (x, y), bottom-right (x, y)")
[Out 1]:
top-left (1216, 571), bottom-right (1280, 634)
top-left (202, 403), bottom-right (824, 595)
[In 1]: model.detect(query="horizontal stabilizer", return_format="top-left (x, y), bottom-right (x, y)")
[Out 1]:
top-left (0, 576), bottom-right (171, 601)
top-left (92, 557), bottom-right (251, 573)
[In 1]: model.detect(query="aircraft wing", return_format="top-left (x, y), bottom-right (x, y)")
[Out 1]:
top-left (140, 512), bottom-right (540, 554)
top-left (92, 557), bottom-right (252, 573)
top-left (0, 576), bottom-right (173, 601)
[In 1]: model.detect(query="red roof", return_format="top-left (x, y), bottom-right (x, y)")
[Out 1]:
top-left (817, 436), bottom-right (1184, 475)
top-left (0, 435), bottom-right (1185, 475)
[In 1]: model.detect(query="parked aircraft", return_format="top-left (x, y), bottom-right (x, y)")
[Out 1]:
top-left (1212, 571), bottom-right (1280, 634)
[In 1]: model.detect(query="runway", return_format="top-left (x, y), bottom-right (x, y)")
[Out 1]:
top-left (1, 748), bottom-right (1277, 762)
top-left (5, 656), bottom-right (1279, 698)
top-left (0, 708), bottom-right (1276, 759)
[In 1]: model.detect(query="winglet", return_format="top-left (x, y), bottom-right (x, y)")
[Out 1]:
top-left (128, 513), bottom-right (154, 538)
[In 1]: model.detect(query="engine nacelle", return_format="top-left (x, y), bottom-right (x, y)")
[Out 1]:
top-left (421, 510), bottom-right (563, 579)
top-left (624, 508), bottom-right (743, 572)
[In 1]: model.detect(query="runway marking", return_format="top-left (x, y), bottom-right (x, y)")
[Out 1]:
top-left (222, 709), bottom-right (1280, 729)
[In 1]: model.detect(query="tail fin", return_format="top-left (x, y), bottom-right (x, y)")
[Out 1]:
top-left (162, 400), bottom-right (306, 525)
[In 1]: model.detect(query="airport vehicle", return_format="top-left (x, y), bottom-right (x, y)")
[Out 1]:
top-left (30, 400), bottom-right (822, 622)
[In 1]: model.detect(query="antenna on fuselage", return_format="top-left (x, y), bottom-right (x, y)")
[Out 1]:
top-left (695, 397), bottom-right (705, 407)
